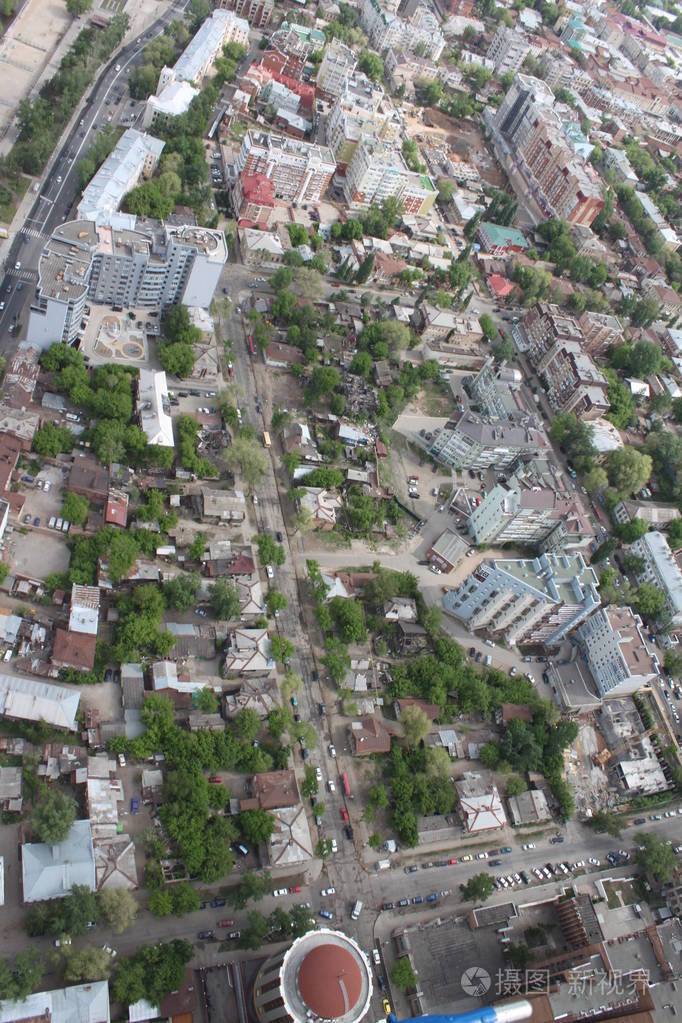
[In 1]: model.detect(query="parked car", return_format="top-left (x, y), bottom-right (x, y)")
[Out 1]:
top-left (130, 797), bottom-right (138, 814)
top-left (197, 931), bottom-right (214, 940)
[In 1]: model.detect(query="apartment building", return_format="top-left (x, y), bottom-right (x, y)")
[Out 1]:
top-left (578, 310), bottom-right (623, 357)
top-left (577, 606), bottom-right (658, 698)
top-left (343, 137), bottom-right (436, 214)
top-left (326, 77), bottom-right (402, 169)
top-left (443, 552), bottom-right (600, 647)
top-left (490, 74), bottom-right (603, 226)
top-left (537, 340), bottom-right (610, 420)
top-left (631, 531), bottom-right (682, 626)
top-left (144, 10), bottom-right (249, 127)
top-left (486, 26), bottom-right (530, 75)
top-left (316, 38), bottom-right (357, 98)
top-left (216, 0), bottom-right (273, 27)
top-left (602, 147), bottom-right (639, 185)
top-left (77, 130), bottom-right (165, 225)
top-left (359, 0), bottom-right (444, 58)
top-left (384, 48), bottom-right (437, 96)
top-left (236, 131), bottom-right (336, 203)
top-left (521, 303), bottom-right (581, 358)
top-left (427, 411), bottom-right (544, 471)
top-left (27, 220), bottom-right (227, 348)
top-left (232, 172), bottom-right (276, 224)
top-left (468, 474), bottom-right (591, 550)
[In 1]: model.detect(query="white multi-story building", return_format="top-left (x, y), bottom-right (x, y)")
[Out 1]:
top-left (144, 10), bottom-right (249, 127)
top-left (468, 473), bottom-right (591, 551)
top-left (428, 410), bottom-right (545, 471)
top-left (77, 130), bottom-right (165, 225)
top-left (359, 0), bottom-right (444, 58)
top-left (577, 606), bottom-right (658, 698)
top-left (486, 26), bottom-right (530, 75)
top-left (342, 137), bottom-right (436, 214)
top-left (137, 369), bottom-right (174, 448)
top-left (631, 531), bottom-right (682, 626)
top-left (236, 130), bottom-right (336, 203)
top-left (443, 552), bottom-right (600, 648)
top-left (27, 220), bottom-right (227, 348)
top-left (326, 77), bottom-right (402, 169)
top-left (316, 38), bottom-right (357, 98)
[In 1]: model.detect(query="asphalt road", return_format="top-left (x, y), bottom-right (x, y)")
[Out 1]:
top-left (0, 0), bottom-right (190, 353)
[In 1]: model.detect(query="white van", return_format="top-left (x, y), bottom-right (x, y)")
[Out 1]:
top-left (351, 900), bottom-right (363, 920)
top-left (484, 654), bottom-right (492, 667)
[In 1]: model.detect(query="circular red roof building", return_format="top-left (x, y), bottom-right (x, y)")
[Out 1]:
top-left (253, 929), bottom-right (373, 1023)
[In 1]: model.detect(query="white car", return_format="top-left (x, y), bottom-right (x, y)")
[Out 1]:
top-left (328, 779), bottom-right (336, 793)
top-left (588, 857), bottom-right (600, 866)
top-left (118, 753), bottom-right (126, 768)
top-left (321, 887), bottom-right (336, 896)
top-left (315, 767), bottom-right (322, 782)
top-left (476, 852), bottom-right (488, 860)
top-left (331, 838), bottom-right (338, 853)
top-left (102, 945), bottom-right (117, 957)
top-left (372, 948), bottom-right (381, 965)
top-left (522, 843), bottom-right (535, 850)
top-left (266, 565), bottom-right (274, 579)
top-left (328, 743), bottom-right (336, 757)
top-left (273, 888), bottom-right (288, 897)
top-left (14, 261), bottom-right (21, 271)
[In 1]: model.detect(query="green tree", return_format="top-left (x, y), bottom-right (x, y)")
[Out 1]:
top-left (149, 889), bottom-right (174, 917)
top-left (323, 637), bottom-right (351, 683)
top-left (266, 589), bottom-right (288, 616)
top-left (622, 553), bottom-right (645, 575)
top-left (63, 946), bottom-right (112, 982)
top-left (356, 253), bottom-right (375, 284)
top-left (98, 888), bottom-right (138, 933)
top-left (163, 573), bottom-right (201, 612)
top-left (33, 422), bottom-right (75, 457)
top-left (492, 336), bottom-right (514, 362)
top-left (635, 831), bottom-right (676, 883)
top-left (664, 649), bottom-right (682, 676)
top-left (0, 950), bottom-right (44, 1001)
top-left (589, 810), bottom-right (623, 837)
top-left (239, 809), bottom-right (275, 845)
top-left (505, 775), bottom-right (527, 797)
top-left (224, 435), bottom-right (268, 490)
top-left (606, 448), bottom-right (652, 496)
top-left (358, 49), bottom-right (384, 81)
top-left (462, 873), bottom-right (495, 902)
top-left (479, 313), bottom-right (498, 340)
top-left (112, 940), bottom-right (193, 1006)
top-left (61, 492), bottom-right (89, 525)
top-left (239, 910), bottom-right (269, 950)
top-left (281, 670), bottom-right (302, 703)
top-left (227, 871), bottom-right (271, 909)
top-left (31, 785), bottom-right (77, 844)
top-left (271, 636), bottom-right (296, 663)
top-left (171, 884), bottom-right (200, 916)
top-left (158, 342), bottom-right (195, 378)
top-left (635, 583), bottom-right (666, 619)
top-left (584, 466), bottom-right (608, 495)
top-left (209, 579), bottom-right (240, 619)
top-left (392, 957), bottom-right (418, 992)
top-left (400, 705), bottom-right (431, 748)
top-left (66, 0), bottom-right (92, 13)
top-left (437, 178), bottom-right (455, 205)
top-left (329, 596), bottom-right (367, 643)
top-left (618, 518), bottom-right (649, 543)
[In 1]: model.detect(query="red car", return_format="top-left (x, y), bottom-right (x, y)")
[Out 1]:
top-left (448, 857), bottom-right (457, 865)
top-left (217, 918), bottom-right (234, 928)
top-left (340, 808), bottom-right (349, 821)
top-left (289, 885), bottom-right (301, 894)
top-left (208, 776), bottom-right (222, 784)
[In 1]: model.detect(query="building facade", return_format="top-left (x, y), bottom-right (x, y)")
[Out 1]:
top-left (577, 606), bottom-right (658, 698)
top-left (486, 26), bottom-right (530, 75)
top-left (27, 220), bottom-right (227, 348)
top-left (236, 131), bottom-right (336, 203)
top-left (443, 552), bottom-right (600, 647)
top-left (468, 474), bottom-right (590, 549)
top-left (77, 129), bottom-right (165, 225)
top-left (342, 138), bottom-right (436, 214)
top-left (428, 410), bottom-right (544, 470)
top-left (316, 38), bottom-right (357, 97)
top-left (216, 0), bottom-right (273, 27)
top-left (631, 531), bottom-right (682, 626)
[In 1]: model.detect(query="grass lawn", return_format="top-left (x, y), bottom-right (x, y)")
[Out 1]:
top-left (0, 173), bottom-right (29, 226)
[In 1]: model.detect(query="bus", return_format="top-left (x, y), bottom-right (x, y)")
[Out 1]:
top-left (342, 772), bottom-right (351, 798)
top-left (247, 334), bottom-right (255, 357)
top-left (263, 431), bottom-right (271, 449)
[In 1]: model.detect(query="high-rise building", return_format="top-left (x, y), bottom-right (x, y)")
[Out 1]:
top-left (428, 410), bottom-right (545, 470)
top-left (216, 0), bottom-right (273, 28)
top-left (490, 74), bottom-right (603, 226)
top-left (326, 77), bottom-right (402, 170)
top-left (27, 220), bottom-right (227, 348)
top-left (316, 38), bottom-right (357, 98)
top-left (359, 0), bottom-right (444, 58)
top-left (486, 26), bottom-right (530, 75)
top-left (443, 552), bottom-right (600, 647)
top-left (236, 131), bottom-right (336, 203)
top-left (342, 137), bottom-right (436, 214)
top-left (253, 929), bottom-right (373, 1023)
top-left (576, 606), bottom-right (658, 698)
top-left (77, 130), bottom-right (165, 226)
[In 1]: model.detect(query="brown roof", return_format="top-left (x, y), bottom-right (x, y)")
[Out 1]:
top-left (69, 457), bottom-right (109, 499)
top-left (298, 944), bottom-right (363, 1019)
top-left (500, 703), bottom-right (533, 724)
top-left (0, 432), bottom-right (20, 492)
top-left (265, 341), bottom-right (305, 366)
top-left (224, 554), bottom-right (256, 576)
top-left (351, 717), bottom-right (391, 755)
top-left (252, 769), bottom-right (300, 810)
top-left (395, 698), bottom-right (440, 722)
top-left (52, 628), bottom-right (96, 671)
